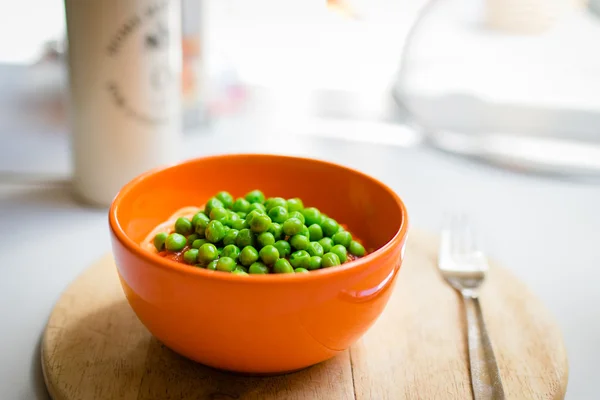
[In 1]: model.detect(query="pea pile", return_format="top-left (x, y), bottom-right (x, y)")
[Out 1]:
top-left (152, 190), bottom-right (367, 275)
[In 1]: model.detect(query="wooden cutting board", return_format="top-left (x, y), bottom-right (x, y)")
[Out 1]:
top-left (41, 229), bottom-right (568, 400)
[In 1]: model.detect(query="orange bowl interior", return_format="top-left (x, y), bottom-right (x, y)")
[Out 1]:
top-left (109, 154), bottom-right (409, 373)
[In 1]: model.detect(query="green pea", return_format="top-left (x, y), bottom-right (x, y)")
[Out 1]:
top-left (224, 212), bottom-right (240, 228)
top-left (215, 191), bottom-right (234, 209)
top-left (174, 217), bottom-right (193, 236)
top-left (232, 198), bottom-right (251, 213)
top-left (223, 229), bottom-right (239, 246)
top-left (331, 244), bottom-right (348, 263)
top-left (294, 268), bottom-right (309, 273)
top-left (319, 237), bottom-right (334, 253)
top-left (268, 206), bottom-right (288, 224)
top-left (321, 218), bottom-right (340, 237)
top-left (274, 258), bottom-right (294, 274)
top-left (194, 214), bottom-right (210, 236)
top-left (322, 252), bottom-right (341, 268)
top-left (302, 207), bottom-right (321, 226)
top-left (287, 198), bottom-right (304, 212)
top-left (307, 256), bottom-right (322, 270)
top-left (197, 243), bottom-right (219, 265)
top-left (283, 218), bottom-right (303, 236)
top-left (216, 257), bottom-right (236, 272)
top-left (246, 209), bottom-right (265, 225)
top-left (192, 238), bottom-right (208, 249)
top-left (257, 232), bottom-right (275, 248)
top-left (186, 233), bottom-right (199, 245)
top-left (192, 212), bottom-right (209, 230)
top-left (290, 234), bottom-right (309, 250)
top-left (259, 245), bottom-right (279, 265)
top-left (236, 228), bottom-right (255, 248)
top-left (319, 214), bottom-right (327, 225)
top-left (153, 232), bottom-right (168, 251)
top-left (349, 240), bottom-right (366, 257)
top-left (205, 220), bottom-right (226, 243)
top-left (333, 231), bottom-right (352, 248)
top-left (265, 197), bottom-right (287, 212)
top-left (290, 250), bottom-right (310, 269)
top-left (273, 240), bottom-right (291, 258)
top-left (236, 211), bottom-right (247, 219)
top-left (268, 222), bottom-right (283, 240)
top-left (183, 249), bottom-right (199, 264)
top-left (204, 197), bottom-right (224, 216)
top-left (308, 224), bottom-right (323, 241)
top-left (306, 241), bottom-right (324, 257)
top-left (248, 203), bottom-right (266, 213)
top-left (245, 189), bottom-right (265, 204)
top-left (232, 269), bottom-right (249, 276)
top-left (165, 233), bottom-right (186, 252)
top-left (209, 207), bottom-right (229, 223)
top-left (249, 262), bottom-right (269, 274)
top-left (221, 244), bottom-right (241, 262)
top-left (250, 214), bottom-right (272, 234)
top-left (206, 260), bottom-right (218, 270)
top-left (298, 225), bottom-right (310, 239)
top-left (239, 245), bottom-right (259, 266)
top-left (288, 211), bottom-right (305, 225)
top-left (231, 217), bottom-right (248, 230)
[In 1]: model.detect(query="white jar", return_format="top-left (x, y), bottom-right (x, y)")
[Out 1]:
top-left (64, 0), bottom-right (183, 207)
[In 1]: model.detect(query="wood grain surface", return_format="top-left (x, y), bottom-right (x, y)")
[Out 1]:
top-left (41, 229), bottom-right (568, 400)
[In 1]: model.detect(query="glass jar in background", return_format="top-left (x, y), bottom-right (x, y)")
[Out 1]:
top-left (592, 0), bottom-right (600, 16)
top-left (393, 0), bottom-right (600, 179)
top-left (181, 0), bottom-right (209, 129)
top-left (180, 0), bottom-right (248, 130)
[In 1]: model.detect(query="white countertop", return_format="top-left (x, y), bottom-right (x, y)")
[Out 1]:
top-left (1, 114), bottom-right (599, 399)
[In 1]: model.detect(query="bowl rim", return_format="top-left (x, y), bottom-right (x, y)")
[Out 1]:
top-left (109, 153), bottom-right (409, 283)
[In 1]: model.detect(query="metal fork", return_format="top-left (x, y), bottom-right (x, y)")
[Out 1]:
top-left (438, 215), bottom-right (505, 400)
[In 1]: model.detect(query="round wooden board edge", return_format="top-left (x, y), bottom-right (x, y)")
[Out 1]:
top-left (41, 253), bottom-right (116, 400)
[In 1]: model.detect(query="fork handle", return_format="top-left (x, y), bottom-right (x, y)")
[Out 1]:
top-left (461, 293), bottom-right (506, 400)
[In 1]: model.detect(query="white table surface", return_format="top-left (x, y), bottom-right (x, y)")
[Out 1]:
top-left (1, 112), bottom-right (599, 399)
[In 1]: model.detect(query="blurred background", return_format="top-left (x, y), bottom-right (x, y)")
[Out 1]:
top-left (0, 0), bottom-right (417, 178)
top-left (2, 0), bottom-right (599, 181)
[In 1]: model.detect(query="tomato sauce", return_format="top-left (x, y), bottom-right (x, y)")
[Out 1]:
top-left (158, 248), bottom-right (188, 263)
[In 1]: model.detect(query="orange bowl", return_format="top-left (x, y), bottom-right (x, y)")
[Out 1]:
top-left (109, 154), bottom-right (409, 374)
